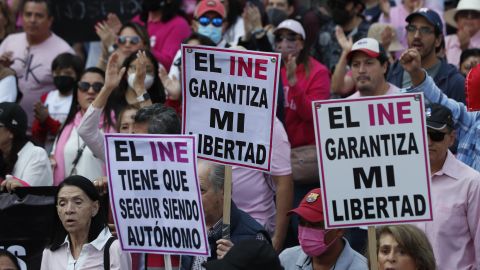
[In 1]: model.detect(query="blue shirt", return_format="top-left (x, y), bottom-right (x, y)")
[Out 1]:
top-left (404, 73), bottom-right (480, 171)
top-left (279, 239), bottom-right (368, 270)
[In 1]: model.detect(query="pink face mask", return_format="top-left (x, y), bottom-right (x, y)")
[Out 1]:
top-left (298, 225), bottom-right (336, 257)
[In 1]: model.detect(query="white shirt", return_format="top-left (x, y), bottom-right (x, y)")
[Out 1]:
top-left (13, 141), bottom-right (53, 186)
top-left (0, 75), bottom-right (17, 102)
top-left (44, 90), bottom-right (73, 125)
top-left (40, 227), bottom-right (132, 270)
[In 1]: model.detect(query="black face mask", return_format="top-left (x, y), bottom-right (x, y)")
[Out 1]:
top-left (54, 76), bottom-right (76, 94)
top-left (142, 0), bottom-right (164, 12)
top-left (267, 8), bottom-right (289, 27)
top-left (331, 8), bottom-right (354, 26)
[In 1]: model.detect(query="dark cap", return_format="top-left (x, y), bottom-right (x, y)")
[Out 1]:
top-left (406, 8), bottom-right (443, 34)
top-left (204, 240), bottom-right (283, 270)
top-left (0, 102), bottom-right (27, 137)
top-left (288, 188), bottom-right (324, 222)
top-left (425, 103), bottom-right (454, 130)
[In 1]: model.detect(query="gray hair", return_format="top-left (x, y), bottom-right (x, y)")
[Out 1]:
top-left (199, 160), bottom-right (225, 193)
top-left (134, 103), bottom-right (180, 134)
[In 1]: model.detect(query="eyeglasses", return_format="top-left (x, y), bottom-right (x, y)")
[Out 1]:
top-left (456, 10), bottom-right (480, 20)
top-left (197, 16), bottom-right (223, 27)
top-left (117, 36), bottom-right (141, 45)
top-left (427, 131), bottom-right (447, 142)
top-left (274, 33), bottom-right (301, 43)
top-left (78, 82), bottom-right (104, 93)
top-left (406, 25), bottom-right (435, 35)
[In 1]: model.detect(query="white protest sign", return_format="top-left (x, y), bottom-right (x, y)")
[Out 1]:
top-left (313, 94), bottom-right (433, 228)
top-left (182, 45), bottom-right (280, 171)
top-left (104, 134), bottom-right (209, 256)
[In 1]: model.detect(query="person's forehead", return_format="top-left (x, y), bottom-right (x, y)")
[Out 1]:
top-left (58, 186), bottom-right (88, 199)
top-left (379, 233), bottom-right (398, 245)
top-left (409, 16), bottom-right (434, 28)
top-left (120, 27), bottom-right (140, 37)
top-left (81, 72), bottom-right (103, 82)
top-left (23, 1), bottom-right (48, 14)
top-left (269, 0), bottom-right (288, 5)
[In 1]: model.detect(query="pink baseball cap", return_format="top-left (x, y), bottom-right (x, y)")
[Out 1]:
top-left (274, 19), bottom-right (306, 40)
top-left (195, 0), bottom-right (226, 18)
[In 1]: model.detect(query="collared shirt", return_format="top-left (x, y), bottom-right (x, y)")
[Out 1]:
top-left (40, 227), bottom-right (132, 270)
top-left (414, 151), bottom-right (480, 270)
top-left (13, 141), bottom-right (52, 186)
top-left (279, 239), bottom-right (368, 270)
top-left (445, 31), bottom-right (480, 68)
top-left (347, 83), bottom-right (400, 98)
top-left (405, 73), bottom-right (480, 171)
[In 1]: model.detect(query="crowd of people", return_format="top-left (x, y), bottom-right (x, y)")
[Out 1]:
top-left (0, 0), bottom-right (479, 269)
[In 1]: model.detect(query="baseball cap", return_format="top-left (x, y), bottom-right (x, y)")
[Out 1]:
top-left (0, 102), bottom-right (27, 137)
top-left (406, 8), bottom-right (443, 34)
top-left (274, 19), bottom-right (306, 40)
top-left (346, 37), bottom-right (388, 61)
top-left (425, 103), bottom-right (454, 130)
top-left (195, 0), bottom-right (225, 18)
top-left (288, 188), bottom-right (324, 222)
top-left (204, 240), bottom-right (283, 270)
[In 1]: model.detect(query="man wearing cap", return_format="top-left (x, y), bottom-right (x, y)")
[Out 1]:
top-left (387, 8), bottom-right (466, 104)
top-left (444, 0), bottom-right (480, 68)
top-left (192, 0), bottom-right (228, 46)
top-left (347, 37), bottom-right (400, 97)
top-left (401, 48), bottom-right (480, 269)
top-left (279, 188), bottom-right (368, 270)
top-left (0, 102), bottom-right (53, 192)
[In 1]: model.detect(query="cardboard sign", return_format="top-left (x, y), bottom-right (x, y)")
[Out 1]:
top-left (105, 134), bottom-right (209, 256)
top-left (182, 45), bottom-right (280, 171)
top-left (313, 94), bottom-right (433, 228)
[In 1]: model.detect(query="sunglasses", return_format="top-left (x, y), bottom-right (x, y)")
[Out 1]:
top-left (78, 81), bottom-right (103, 93)
top-left (117, 36), bottom-right (141, 45)
top-left (274, 33), bottom-right (301, 43)
top-left (406, 25), bottom-right (435, 35)
top-left (197, 16), bottom-right (223, 27)
top-left (427, 131), bottom-right (447, 142)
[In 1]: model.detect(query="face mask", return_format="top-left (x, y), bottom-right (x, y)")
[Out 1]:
top-left (54, 76), bottom-right (76, 94)
top-left (128, 73), bottom-right (155, 90)
top-left (298, 225), bottom-right (337, 257)
top-left (267, 8), bottom-right (288, 27)
top-left (198, 25), bottom-right (222, 44)
top-left (331, 8), bottom-right (353, 26)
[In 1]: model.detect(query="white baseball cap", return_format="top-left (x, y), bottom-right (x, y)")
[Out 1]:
top-left (274, 19), bottom-right (306, 40)
top-left (444, 0), bottom-right (480, 28)
top-left (347, 37), bottom-right (385, 60)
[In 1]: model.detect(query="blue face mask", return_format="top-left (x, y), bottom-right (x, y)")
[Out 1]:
top-left (198, 25), bottom-right (222, 44)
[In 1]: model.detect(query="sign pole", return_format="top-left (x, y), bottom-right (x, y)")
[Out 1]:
top-left (222, 165), bottom-right (232, 239)
top-left (164, 255), bottom-right (172, 270)
top-left (368, 226), bottom-right (378, 270)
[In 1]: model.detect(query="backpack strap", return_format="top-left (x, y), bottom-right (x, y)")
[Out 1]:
top-left (103, 236), bottom-right (116, 270)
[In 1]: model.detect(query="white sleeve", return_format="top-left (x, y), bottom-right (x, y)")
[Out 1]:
top-left (77, 104), bottom-right (106, 162)
top-left (0, 75), bottom-right (17, 102)
top-left (16, 145), bottom-right (53, 186)
top-left (109, 240), bottom-right (132, 270)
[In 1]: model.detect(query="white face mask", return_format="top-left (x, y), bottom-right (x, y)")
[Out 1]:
top-left (127, 73), bottom-right (154, 90)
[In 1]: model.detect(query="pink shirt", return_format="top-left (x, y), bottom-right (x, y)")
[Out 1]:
top-left (133, 15), bottom-right (191, 71)
top-left (445, 31), bottom-right (480, 68)
top-left (0, 32), bottom-right (74, 129)
top-left (232, 118), bottom-right (292, 233)
top-left (347, 83), bottom-right (400, 98)
top-left (415, 151), bottom-right (480, 270)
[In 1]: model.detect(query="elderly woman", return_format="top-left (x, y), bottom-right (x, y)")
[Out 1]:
top-left (40, 175), bottom-right (131, 269)
top-left (0, 102), bottom-right (52, 192)
top-left (376, 225), bottom-right (436, 270)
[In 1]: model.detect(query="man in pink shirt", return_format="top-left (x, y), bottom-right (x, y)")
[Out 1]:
top-left (416, 103), bottom-right (480, 270)
top-left (444, 0), bottom-right (480, 68)
top-left (0, 0), bottom-right (74, 131)
top-left (346, 38), bottom-right (400, 98)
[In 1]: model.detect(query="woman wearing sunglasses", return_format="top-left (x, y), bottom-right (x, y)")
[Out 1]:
top-left (51, 67), bottom-right (116, 186)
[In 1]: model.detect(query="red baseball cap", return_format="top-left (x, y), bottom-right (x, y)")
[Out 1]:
top-left (195, 0), bottom-right (226, 18)
top-left (288, 188), bottom-right (324, 222)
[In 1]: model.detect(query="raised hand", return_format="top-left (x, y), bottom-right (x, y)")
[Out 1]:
top-left (335, 26), bottom-right (353, 53)
top-left (286, 54), bottom-right (297, 86)
top-left (104, 52), bottom-right (126, 92)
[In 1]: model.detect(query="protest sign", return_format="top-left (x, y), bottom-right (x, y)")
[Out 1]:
top-left (51, 0), bottom-right (142, 43)
top-left (105, 134), bottom-right (209, 256)
top-left (182, 45), bottom-right (280, 171)
top-left (313, 94), bottom-right (433, 228)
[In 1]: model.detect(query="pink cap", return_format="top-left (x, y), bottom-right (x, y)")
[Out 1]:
top-left (195, 0), bottom-right (226, 18)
